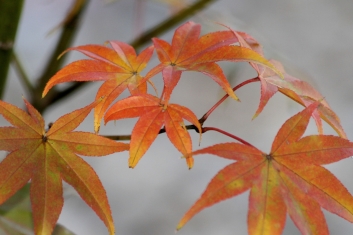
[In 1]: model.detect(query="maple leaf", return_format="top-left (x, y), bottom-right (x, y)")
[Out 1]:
top-left (224, 27), bottom-right (346, 138)
top-left (265, 71), bottom-right (346, 138)
top-left (177, 102), bottom-right (353, 235)
top-left (139, 21), bottom-right (282, 103)
top-left (0, 98), bottom-right (129, 235)
top-left (249, 59), bottom-right (346, 138)
top-left (42, 40), bottom-right (154, 133)
top-left (104, 94), bottom-right (201, 169)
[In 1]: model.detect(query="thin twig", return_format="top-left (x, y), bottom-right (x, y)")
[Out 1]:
top-left (200, 77), bottom-right (260, 124)
top-left (202, 126), bottom-right (255, 147)
top-left (130, 0), bottom-right (217, 49)
top-left (12, 52), bottom-right (35, 93)
top-left (102, 122), bottom-right (254, 147)
top-left (33, 0), bottom-right (88, 113)
top-left (103, 122), bottom-right (200, 141)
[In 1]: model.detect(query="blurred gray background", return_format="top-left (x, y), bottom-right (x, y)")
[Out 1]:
top-left (2, 0), bottom-right (353, 234)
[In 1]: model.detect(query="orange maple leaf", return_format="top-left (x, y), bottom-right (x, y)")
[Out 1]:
top-left (139, 21), bottom-right (282, 103)
top-left (0, 98), bottom-right (129, 235)
top-left (177, 102), bottom-right (353, 234)
top-left (42, 41), bottom-right (154, 133)
top-left (104, 94), bottom-right (201, 169)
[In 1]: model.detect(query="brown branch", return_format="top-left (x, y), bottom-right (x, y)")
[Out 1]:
top-left (130, 0), bottom-right (218, 49)
top-left (32, 0), bottom-right (88, 112)
top-left (0, 0), bottom-right (24, 98)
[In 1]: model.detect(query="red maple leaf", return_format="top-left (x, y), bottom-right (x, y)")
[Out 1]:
top-left (225, 26), bottom-right (346, 138)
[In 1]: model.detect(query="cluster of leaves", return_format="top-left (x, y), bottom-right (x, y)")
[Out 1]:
top-left (1, 21), bottom-right (353, 235)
